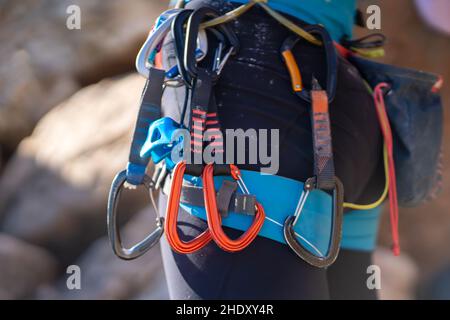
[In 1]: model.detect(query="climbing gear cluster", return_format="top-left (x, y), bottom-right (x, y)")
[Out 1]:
top-left (107, 0), bottom-right (443, 267)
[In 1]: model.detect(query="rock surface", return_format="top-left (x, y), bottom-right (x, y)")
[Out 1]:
top-left (0, 233), bottom-right (58, 299)
top-left (0, 74), bottom-right (149, 262)
top-left (0, 0), bottom-right (168, 156)
top-left (35, 208), bottom-right (168, 300)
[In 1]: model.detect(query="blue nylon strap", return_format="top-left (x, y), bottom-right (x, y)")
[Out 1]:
top-left (181, 170), bottom-right (382, 254)
top-left (126, 68), bottom-right (166, 185)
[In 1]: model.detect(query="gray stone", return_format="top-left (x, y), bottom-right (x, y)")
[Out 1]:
top-left (0, 234), bottom-right (58, 299)
top-left (0, 74), bottom-right (150, 262)
top-left (35, 207), bottom-right (167, 300)
top-left (0, 0), bottom-right (168, 154)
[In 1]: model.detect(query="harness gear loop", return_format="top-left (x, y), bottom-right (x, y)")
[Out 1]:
top-left (203, 164), bottom-right (266, 252)
top-left (107, 171), bottom-right (164, 260)
top-left (165, 162), bottom-right (213, 254)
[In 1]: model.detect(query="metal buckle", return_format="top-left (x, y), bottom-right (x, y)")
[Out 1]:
top-left (107, 170), bottom-right (164, 260)
top-left (283, 176), bottom-right (344, 268)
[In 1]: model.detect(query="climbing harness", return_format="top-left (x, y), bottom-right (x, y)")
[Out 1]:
top-left (107, 0), bottom-right (443, 267)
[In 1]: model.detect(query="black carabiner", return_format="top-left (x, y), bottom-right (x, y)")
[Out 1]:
top-left (172, 9), bottom-right (195, 86)
top-left (283, 176), bottom-right (344, 268)
top-left (107, 170), bottom-right (164, 260)
top-left (184, 7), bottom-right (239, 80)
top-left (281, 24), bottom-right (337, 103)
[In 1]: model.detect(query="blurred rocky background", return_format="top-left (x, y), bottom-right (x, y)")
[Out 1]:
top-left (0, 0), bottom-right (449, 300)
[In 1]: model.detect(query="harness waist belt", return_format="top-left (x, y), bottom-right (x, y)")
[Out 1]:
top-left (162, 173), bottom-right (257, 216)
top-left (163, 169), bottom-right (381, 254)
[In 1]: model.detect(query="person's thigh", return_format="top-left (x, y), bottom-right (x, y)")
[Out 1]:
top-left (159, 195), bottom-right (330, 300)
top-left (327, 249), bottom-right (378, 300)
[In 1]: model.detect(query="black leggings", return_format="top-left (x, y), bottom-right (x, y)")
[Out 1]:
top-left (159, 196), bottom-right (378, 300)
top-left (159, 0), bottom-right (383, 300)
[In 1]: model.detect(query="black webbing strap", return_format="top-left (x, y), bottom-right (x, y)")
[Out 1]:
top-left (126, 67), bottom-right (166, 185)
top-left (190, 69), bottom-right (214, 162)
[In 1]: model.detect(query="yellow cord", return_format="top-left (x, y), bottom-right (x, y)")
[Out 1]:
top-left (200, 0), bottom-right (262, 28)
top-left (200, 0), bottom-right (322, 46)
top-left (343, 143), bottom-right (389, 210)
top-left (199, 0), bottom-right (384, 57)
top-left (351, 47), bottom-right (385, 59)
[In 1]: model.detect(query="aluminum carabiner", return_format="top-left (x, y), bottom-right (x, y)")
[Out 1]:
top-left (135, 9), bottom-right (208, 79)
top-left (165, 162), bottom-right (213, 254)
top-left (281, 24), bottom-right (338, 103)
top-left (107, 170), bottom-right (164, 260)
top-left (203, 164), bottom-right (266, 252)
top-left (283, 176), bottom-right (344, 268)
top-left (136, 9), bottom-right (182, 78)
top-left (184, 7), bottom-right (239, 81)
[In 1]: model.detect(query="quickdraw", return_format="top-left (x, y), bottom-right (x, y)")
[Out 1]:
top-left (281, 25), bottom-right (343, 267)
top-left (107, 67), bottom-right (166, 260)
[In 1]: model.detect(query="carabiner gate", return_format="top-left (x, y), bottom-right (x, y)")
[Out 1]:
top-left (107, 170), bottom-right (164, 260)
